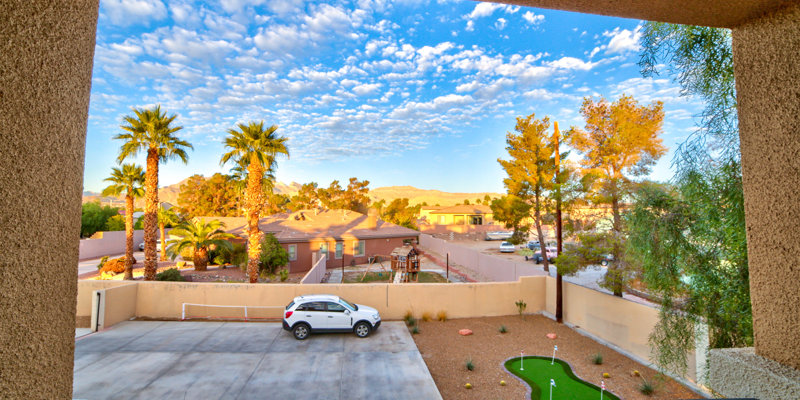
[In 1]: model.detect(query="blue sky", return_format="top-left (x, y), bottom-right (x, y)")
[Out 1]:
top-left (85, 0), bottom-right (700, 194)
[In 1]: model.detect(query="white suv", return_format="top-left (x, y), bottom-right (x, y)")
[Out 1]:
top-left (282, 294), bottom-right (381, 340)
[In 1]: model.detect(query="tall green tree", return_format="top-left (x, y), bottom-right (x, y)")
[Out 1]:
top-left (379, 198), bottom-right (419, 230)
top-left (101, 164), bottom-right (145, 279)
top-left (489, 195), bottom-right (532, 243)
top-left (166, 219), bottom-right (234, 271)
top-left (567, 95), bottom-right (666, 296)
top-left (498, 113), bottom-right (557, 272)
top-left (115, 105), bottom-right (192, 280)
top-left (177, 173), bottom-right (240, 218)
top-left (634, 23), bottom-right (750, 377)
top-left (80, 202), bottom-right (120, 238)
top-left (220, 121), bottom-right (289, 283)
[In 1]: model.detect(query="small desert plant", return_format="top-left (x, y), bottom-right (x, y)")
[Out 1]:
top-left (436, 310), bottom-right (448, 322)
top-left (603, 372), bottom-right (611, 378)
top-left (155, 268), bottom-right (185, 282)
top-left (404, 311), bottom-right (416, 326)
top-left (410, 325), bottom-right (419, 334)
top-left (279, 268), bottom-right (289, 282)
top-left (100, 257), bottom-right (127, 274)
top-left (591, 353), bottom-right (604, 365)
top-left (96, 255), bottom-right (109, 270)
top-left (638, 378), bottom-right (654, 395)
top-left (499, 325), bottom-right (508, 334)
top-left (465, 359), bottom-right (475, 371)
top-left (515, 299), bottom-right (527, 316)
top-left (421, 312), bottom-right (432, 322)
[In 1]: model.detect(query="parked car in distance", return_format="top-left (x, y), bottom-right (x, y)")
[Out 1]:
top-left (600, 253), bottom-right (614, 266)
top-left (138, 241), bottom-right (162, 251)
top-left (485, 231), bottom-right (514, 241)
top-left (499, 241), bottom-right (516, 253)
top-left (527, 241), bottom-right (540, 250)
top-left (534, 247), bottom-right (558, 264)
top-left (283, 294), bottom-right (381, 340)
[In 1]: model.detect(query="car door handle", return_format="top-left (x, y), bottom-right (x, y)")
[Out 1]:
top-left (306, 315), bottom-right (312, 317)
top-left (328, 316), bottom-right (334, 318)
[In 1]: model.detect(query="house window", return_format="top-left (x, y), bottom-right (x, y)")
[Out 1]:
top-left (353, 240), bottom-right (365, 257)
top-left (288, 244), bottom-right (297, 261)
top-left (335, 242), bottom-right (343, 259)
top-left (438, 215), bottom-right (446, 224)
top-left (319, 243), bottom-right (328, 258)
top-left (470, 215), bottom-right (483, 225)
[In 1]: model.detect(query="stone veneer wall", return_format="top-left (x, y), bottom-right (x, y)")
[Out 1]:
top-left (0, 2), bottom-right (98, 398)
top-left (731, 2), bottom-right (800, 370)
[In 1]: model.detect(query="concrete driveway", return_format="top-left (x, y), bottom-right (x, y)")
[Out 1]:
top-left (73, 321), bottom-right (441, 400)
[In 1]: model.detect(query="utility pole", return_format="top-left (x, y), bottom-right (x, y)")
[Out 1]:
top-left (554, 121), bottom-right (564, 323)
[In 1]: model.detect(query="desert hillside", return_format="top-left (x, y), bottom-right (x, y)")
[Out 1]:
top-left (84, 179), bottom-right (500, 208)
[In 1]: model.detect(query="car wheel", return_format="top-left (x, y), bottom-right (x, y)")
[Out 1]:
top-left (354, 321), bottom-right (371, 338)
top-left (292, 323), bottom-right (310, 340)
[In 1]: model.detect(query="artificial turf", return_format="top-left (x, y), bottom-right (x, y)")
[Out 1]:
top-left (504, 356), bottom-right (620, 400)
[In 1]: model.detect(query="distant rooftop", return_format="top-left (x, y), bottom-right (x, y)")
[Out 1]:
top-left (206, 209), bottom-right (419, 243)
top-left (428, 204), bottom-right (492, 215)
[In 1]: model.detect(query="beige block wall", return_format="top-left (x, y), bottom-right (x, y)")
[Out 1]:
top-left (76, 280), bottom-right (132, 319)
top-left (101, 284), bottom-right (138, 329)
top-left (732, 2), bottom-right (800, 370)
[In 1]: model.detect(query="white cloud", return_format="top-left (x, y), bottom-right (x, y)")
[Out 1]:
top-left (522, 11), bottom-right (544, 26)
top-left (495, 18), bottom-right (507, 31)
top-left (602, 25), bottom-right (642, 54)
top-left (352, 83), bottom-right (382, 96)
top-left (466, 3), bottom-right (504, 19)
top-left (100, 0), bottom-right (167, 26)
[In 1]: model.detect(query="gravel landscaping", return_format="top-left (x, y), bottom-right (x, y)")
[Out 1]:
top-left (411, 314), bottom-right (702, 400)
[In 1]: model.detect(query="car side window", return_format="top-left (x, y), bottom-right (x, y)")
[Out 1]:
top-left (326, 302), bottom-right (346, 312)
top-left (298, 302), bottom-right (325, 312)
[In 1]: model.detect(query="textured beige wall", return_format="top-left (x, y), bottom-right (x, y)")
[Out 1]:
top-left (491, 0), bottom-right (794, 28)
top-left (0, 1), bottom-right (98, 398)
top-left (708, 347), bottom-right (800, 400)
top-left (732, 2), bottom-right (800, 370)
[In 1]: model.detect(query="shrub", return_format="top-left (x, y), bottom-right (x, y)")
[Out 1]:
top-left (405, 315), bottom-right (417, 327)
top-left (515, 299), bottom-right (527, 316)
top-left (404, 310), bottom-right (414, 324)
top-left (465, 359), bottom-right (474, 371)
top-left (100, 257), bottom-right (127, 274)
top-left (421, 312), bottom-right (432, 322)
top-left (410, 326), bottom-right (419, 334)
top-left (279, 268), bottom-right (289, 282)
top-left (155, 268), bottom-right (185, 281)
top-left (96, 256), bottom-right (109, 270)
top-left (499, 325), bottom-right (508, 334)
top-left (591, 353), bottom-right (604, 365)
top-left (436, 310), bottom-right (448, 322)
top-left (259, 233), bottom-right (288, 275)
top-left (603, 372), bottom-right (611, 378)
top-left (638, 378), bottom-right (654, 395)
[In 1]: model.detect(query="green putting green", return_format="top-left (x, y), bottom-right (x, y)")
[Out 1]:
top-left (504, 356), bottom-right (620, 400)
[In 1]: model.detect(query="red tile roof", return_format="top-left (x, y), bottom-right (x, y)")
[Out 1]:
top-left (205, 209), bottom-right (419, 243)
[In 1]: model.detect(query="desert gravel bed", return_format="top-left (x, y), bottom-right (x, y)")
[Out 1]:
top-left (411, 314), bottom-right (702, 400)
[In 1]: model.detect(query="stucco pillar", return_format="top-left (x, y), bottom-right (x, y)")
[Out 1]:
top-left (0, 2), bottom-right (98, 398)
top-left (732, 2), bottom-right (800, 370)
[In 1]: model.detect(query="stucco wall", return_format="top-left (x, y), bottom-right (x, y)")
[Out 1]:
top-left (732, 2), bottom-right (800, 370)
top-left (0, 2), bottom-right (98, 398)
top-left (79, 229), bottom-right (146, 260)
top-left (101, 284), bottom-right (139, 329)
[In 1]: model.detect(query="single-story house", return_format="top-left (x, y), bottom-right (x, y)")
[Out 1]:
top-left (211, 209), bottom-right (419, 273)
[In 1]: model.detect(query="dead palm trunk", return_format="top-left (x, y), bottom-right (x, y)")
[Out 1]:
top-left (143, 147), bottom-right (159, 280)
top-left (246, 158), bottom-right (263, 283)
top-left (124, 194), bottom-right (135, 280)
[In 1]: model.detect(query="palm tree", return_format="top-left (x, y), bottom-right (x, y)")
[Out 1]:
top-left (220, 121), bottom-right (289, 283)
top-left (101, 164), bottom-right (145, 280)
top-left (166, 219), bottom-right (235, 271)
top-left (114, 105), bottom-right (192, 280)
top-left (157, 205), bottom-right (182, 261)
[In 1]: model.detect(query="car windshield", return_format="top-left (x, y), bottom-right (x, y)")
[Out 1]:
top-left (339, 298), bottom-right (357, 311)
top-left (501, 242), bottom-right (511, 246)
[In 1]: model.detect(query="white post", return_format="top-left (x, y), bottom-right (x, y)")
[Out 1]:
top-left (551, 345), bottom-right (558, 365)
top-left (549, 379), bottom-right (555, 400)
top-left (520, 350), bottom-right (524, 371)
top-left (181, 303), bottom-right (185, 320)
top-left (244, 306), bottom-right (248, 321)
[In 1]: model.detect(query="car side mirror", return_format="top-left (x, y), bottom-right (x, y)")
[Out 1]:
top-left (345, 310), bottom-right (351, 315)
